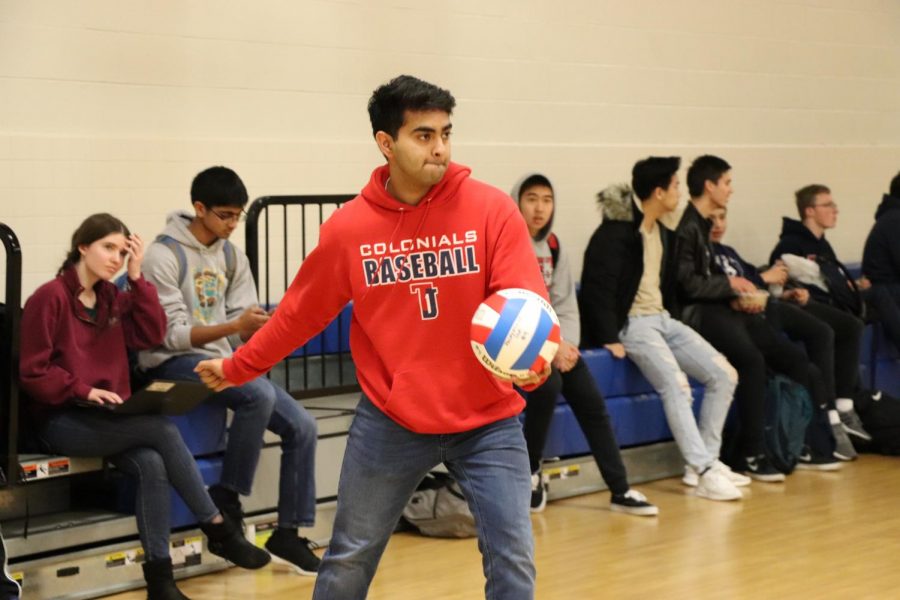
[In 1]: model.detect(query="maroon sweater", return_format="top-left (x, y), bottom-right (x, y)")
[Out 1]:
top-left (19, 266), bottom-right (166, 418)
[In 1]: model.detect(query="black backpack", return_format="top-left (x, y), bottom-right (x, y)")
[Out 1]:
top-left (763, 375), bottom-right (813, 474)
top-left (816, 256), bottom-right (864, 318)
top-left (853, 390), bottom-right (900, 455)
top-left (398, 472), bottom-right (477, 539)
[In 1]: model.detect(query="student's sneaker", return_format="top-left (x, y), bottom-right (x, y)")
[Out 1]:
top-left (839, 408), bottom-right (872, 441)
top-left (695, 467), bottom-right (742, 501)
top-left (530, 472), bottom-right (548, 513)
top-left (265, 529), bottom-right (321, 576)
top-left (831, 422), bottom-right (858, 461)
top-left (796, 450), bottom-right (842, 471)
top-left (739, 455), bottom-right (786, 483)
top-left (610, 490), bottom-right (659, 516)
top-left (683, 461), bottom-right (751, 487)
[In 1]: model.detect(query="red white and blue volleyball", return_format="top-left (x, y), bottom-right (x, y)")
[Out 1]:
top-left (470, 288), bottom-right (561, 380)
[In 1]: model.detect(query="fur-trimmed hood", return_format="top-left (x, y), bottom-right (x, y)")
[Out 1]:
top-left (596, 182), bottom-right (638, 222)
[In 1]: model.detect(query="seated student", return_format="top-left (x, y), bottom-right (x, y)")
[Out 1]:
top-left (770, 183), bottom-right (873, 441)
top-left (677, 155), bottom-right (831, 481)
top-left (513, 173), bottom-right (657, 516)
top-left (709, 206), bottom-right (850, 467)
top-left (581, 157), bottom-right (745, 502)
top-left (863, 172), bottom-right (900, 354)
top-left (18, 214), bottom-right (269, 600)
top-left (139, 166), bottom-right (320, 575)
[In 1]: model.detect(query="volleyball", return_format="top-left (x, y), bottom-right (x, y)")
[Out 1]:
top-left (470, 288), bottom-right (561, 380)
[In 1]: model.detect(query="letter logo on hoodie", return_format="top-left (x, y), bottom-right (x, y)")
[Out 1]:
top-left (410, 282), bottom-right (439, 320)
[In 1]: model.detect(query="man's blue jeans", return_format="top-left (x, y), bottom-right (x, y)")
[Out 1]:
top-left (150, 353), bottom-right (317, 528)
top-left (313, 396), bottom-right (535, 600)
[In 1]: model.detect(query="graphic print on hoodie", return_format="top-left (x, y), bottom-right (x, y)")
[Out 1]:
top-left (221, 162), bottom-right (548, 434)
top-left (139, 211), bottom-right (259, 371)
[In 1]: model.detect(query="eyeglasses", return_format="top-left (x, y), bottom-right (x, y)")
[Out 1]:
top-left (813, 202), bottom-right (838, 210)
top-left (209, 208), bottom-right (246, 223)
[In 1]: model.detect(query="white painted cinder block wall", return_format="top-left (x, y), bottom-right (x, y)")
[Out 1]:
top-left (1, 0), bottom-right (899, 299)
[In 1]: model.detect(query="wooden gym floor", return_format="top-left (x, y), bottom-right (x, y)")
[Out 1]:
top-left (105, 454), bottom-right (898, 599)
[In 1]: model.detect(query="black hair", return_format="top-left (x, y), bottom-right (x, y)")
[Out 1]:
top-left (890, 171), bottom-right (900, 198)
top-left (367, 75), bottom-right (456, 138)
top-left (517, 174), bottom-right (553, 201)
top-left (686, 155), bottom-right (731, 199)
top-left (631, 157), bottom-right (681, 201)
top-left (190, 166), bottom-right (248, 209)
top-left (59, 213), bottom-right (130, 275)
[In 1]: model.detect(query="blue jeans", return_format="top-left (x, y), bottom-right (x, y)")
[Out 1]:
top-left (150, 354), bottom-right (317, 528)
top-left (620, 312), bottom-right (737, 471)
top-left (313, 396), bottom-right (535, 600)
top-left (38, 409), bottom-right (219, 560)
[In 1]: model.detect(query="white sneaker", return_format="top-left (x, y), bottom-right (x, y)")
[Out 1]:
top-left (713, 460), bottom-right (752, 487)
top-left (682, 461), bottom-right (751, 488)
top-left (696, 467), bottom-right (743, 501)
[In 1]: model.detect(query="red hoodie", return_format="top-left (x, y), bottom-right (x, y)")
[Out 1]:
top-left (225, 162), bottom-right (549, 433)
top-left (19, 267), bottom-right (166, 419)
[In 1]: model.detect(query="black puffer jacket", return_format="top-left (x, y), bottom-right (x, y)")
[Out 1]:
top-left (674, 202), bottom-right (735, 327)
top-left (863, 194), bottom-right (900, 285)
top-left (579, 184), bottom-right (679, 347)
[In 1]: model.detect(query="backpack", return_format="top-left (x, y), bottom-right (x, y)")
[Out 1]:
top-left (853, 389), bottom-right (900, 455)
top-left (547, 233), bottom-right (560, 269)
top-left (155, 234), bottom-right (238, 287)
top-left (763, 375), bottom-right (813, 474)
top-left (815, 256), bottom-right (864, 318)
top-left (399, 472), bottom-right (477, 539)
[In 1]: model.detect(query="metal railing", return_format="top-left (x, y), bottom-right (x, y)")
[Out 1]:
top-left (0, 223), bottom-right (22, 487)
top-left (245, 195), bottom-right (358, 399)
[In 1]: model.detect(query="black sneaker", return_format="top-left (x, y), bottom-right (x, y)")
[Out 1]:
top-left (265, 530), bottom-right (321, 576)
top-left (530, 472), bottom-right (547, 513)
top-left (0, 529), bottom-right (21, 599)
top-left (740, 455), bottom-right (786, 483)
top-left (796, 450), bottom-right (842, 471)
top-left (610, 490), bottom-right (659, 516)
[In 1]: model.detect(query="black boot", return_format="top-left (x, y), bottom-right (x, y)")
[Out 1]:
top-left (200, 513), bottom-right (270, 570)
top-left (142, 558), bottom-right (191, 600)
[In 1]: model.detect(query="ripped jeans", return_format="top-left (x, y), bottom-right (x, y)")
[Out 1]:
top-left (620, 312), bottom-right (737, 471)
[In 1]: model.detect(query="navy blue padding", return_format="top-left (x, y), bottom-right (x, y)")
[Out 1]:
top-left (581, 348), bottom-right (656, 398)
top-left (114, 455), bottom-right (223, 528)
top-left (261, 302), bottom-right (353, 357)
top-left (168, 403), bottom-right (227, 457)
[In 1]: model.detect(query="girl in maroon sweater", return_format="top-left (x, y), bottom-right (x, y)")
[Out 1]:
top-left (19, 214), bottom-right (268, 600)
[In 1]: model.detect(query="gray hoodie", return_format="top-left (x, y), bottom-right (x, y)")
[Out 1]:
top-left (138, 210), bottom-right (259, 370)
top-left (511, 174), bottom-right (580, 347)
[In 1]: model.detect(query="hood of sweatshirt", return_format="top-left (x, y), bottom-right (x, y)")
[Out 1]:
top-left (510, 173), bottom-right (555, 241)
top-left (361, 162), bottom-right (471, 213)
top-left (777, 216), bottom-right (820, 243)
top-left (875, 193), bottom-right (900, 220)
top-left (160, 210), bottom-right (231, 253)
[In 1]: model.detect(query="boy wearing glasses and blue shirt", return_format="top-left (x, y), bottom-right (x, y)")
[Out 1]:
top-left (139, 166), bottom-right (321, 575)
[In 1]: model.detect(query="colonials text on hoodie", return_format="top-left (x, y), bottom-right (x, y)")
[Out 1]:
top-left (222, 162), bottom-right (549, 434)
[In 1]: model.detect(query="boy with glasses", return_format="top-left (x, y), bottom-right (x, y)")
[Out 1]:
top-left (770, 184), bottom-right (873, 444)
top-left (139, 166), bottom-right (321, 575)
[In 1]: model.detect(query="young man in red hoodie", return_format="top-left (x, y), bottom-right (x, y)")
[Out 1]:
top-left (195, 75), bottom-right (549, 599)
